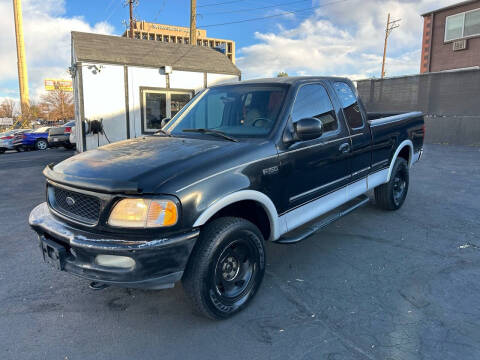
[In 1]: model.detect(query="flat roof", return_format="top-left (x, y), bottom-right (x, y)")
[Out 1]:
top-left (421, 0), bottom-right (479, 16)
top-left (71, 31), bottom-right (240, 76)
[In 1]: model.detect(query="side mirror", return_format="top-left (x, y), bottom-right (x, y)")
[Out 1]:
top-left (294, 117), bottom-right (323, 141)
top-left (160, 117), bottom-right (171, 128)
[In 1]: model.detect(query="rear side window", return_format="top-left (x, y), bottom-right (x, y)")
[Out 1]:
top-left (333, 82), bottom-right (364, 129)
top-left (291, 84), bottom-right (338, 133)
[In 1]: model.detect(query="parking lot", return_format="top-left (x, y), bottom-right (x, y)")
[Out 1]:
top-left (0, 145), bottom-right (479, 360)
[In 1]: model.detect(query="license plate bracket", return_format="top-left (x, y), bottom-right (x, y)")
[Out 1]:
top-left (40, 236), bottom-right (67, 270)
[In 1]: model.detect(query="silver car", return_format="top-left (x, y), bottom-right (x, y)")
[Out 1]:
top-left (0, 130), bottom-right (19, 153)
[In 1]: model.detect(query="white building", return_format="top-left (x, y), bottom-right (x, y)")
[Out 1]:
top-left (70, 32), bottom-right (241, 152)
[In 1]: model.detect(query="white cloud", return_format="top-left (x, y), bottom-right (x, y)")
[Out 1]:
top-left (0, 0), bottom-right (114, 101)
top-left (237, 0), bottom-right (459, 79)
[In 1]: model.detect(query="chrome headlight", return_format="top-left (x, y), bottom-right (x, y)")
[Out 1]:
top-left (108, 198), bottom-right (178, 228)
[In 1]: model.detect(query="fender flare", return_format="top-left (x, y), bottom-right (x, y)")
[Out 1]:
top-left (192, 190), bottom-right (285, 241)
top-left (387, 139), bottom-right (413, 182)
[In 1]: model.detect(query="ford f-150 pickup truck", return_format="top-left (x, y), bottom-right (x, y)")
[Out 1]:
top-left (29, 77), bottom-right (424, 319)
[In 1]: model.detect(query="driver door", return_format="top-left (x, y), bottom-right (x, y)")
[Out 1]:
top-left (278, 82), bottom-right (351, 227)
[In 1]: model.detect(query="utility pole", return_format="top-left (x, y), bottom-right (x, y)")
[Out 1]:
top-left (190, 0), bottom-right (197, 46)
top-left (129, 0), bottom-right (134, 38)
top-left (381, 13), bottom-right (401, 78)
top-left (12, 0), bottom-right (29, 116)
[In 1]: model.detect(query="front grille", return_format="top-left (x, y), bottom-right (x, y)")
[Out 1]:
top-left (48, 185), bottom-right (101, 225)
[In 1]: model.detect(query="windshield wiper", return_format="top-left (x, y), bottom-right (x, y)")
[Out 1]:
top-left (182, 128), bottom-right (239, 142)
top-left (153, 129), bottom-right (172, 137)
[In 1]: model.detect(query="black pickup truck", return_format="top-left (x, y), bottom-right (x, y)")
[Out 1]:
top-left (29, 77), bottom-right (424, 319)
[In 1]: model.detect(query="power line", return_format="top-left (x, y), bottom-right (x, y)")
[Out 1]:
top-left (198, 0), bottom-right (311, 16)
top-left (199, 0), bottom-right (350, 28)
top-left (198, 0), bottom-right (240, 8)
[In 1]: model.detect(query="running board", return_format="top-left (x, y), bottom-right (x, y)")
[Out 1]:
top-left (277, 195), bottom-right (370, 244)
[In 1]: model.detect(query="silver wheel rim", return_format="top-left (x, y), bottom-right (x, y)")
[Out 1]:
top-left (38, 141), bottom-right (47, 150)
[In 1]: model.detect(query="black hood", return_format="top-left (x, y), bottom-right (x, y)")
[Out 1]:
top-left (52, 136), bottom-right (257, 194)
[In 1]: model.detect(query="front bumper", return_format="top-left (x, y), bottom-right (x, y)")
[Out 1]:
top-left (29, 202), bottom-right (199, 289)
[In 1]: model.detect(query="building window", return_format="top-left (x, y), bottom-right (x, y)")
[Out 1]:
top-left (445, 8), bottom-right (480, 41)
top-left (228, 42), bottom-right (232, 53)
top-left (178, 37), bottom-right (183, 44)
top-left (141, 89), bottom-right (193, 133)
top-left (134, 31), bottom-right (141, 39)
top-left (184, 38), bottom-right (189, 44)
top-left (156, 34), bottom-right (162, 41)
top-left (142, 32), bottom-right (148, 40)
top-left (171, 36), bottom-right (176, 43)
top-left (164, 35), bottom-right (169, 42)
top-left (465, 9), bottom-right (480, 36)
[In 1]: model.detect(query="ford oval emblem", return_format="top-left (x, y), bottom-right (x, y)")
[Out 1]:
top-left (65, 196), bottom-right (76, 206)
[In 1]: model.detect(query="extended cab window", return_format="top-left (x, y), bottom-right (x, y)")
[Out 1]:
top-left (333, 82), bottom-right (364, 129)
top-left (291, 84), bottom-right (338, 133)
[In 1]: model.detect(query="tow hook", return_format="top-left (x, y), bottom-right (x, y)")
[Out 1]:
top-left (89, 281), bottom-right (109, 290)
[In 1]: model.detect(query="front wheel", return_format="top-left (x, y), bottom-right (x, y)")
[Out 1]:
top-left (374, 158), bottom-right (409, 210)
top-left (35, 139), bottom-right (48, 150)
top-left (182, 217), bottom-right (266, 320)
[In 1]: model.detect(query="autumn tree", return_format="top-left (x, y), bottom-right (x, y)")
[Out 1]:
top-left (40, 89), bottom-right (74, 122)
top-left (0, 98), bottom-right (17, 118)
top-left (277, 72), bottom-right (289, 77)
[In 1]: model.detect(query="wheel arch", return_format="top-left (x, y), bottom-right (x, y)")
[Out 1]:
top-left (387, 139), bottom-right (413, 182)
top-left (192, 190), bottom-right (284, 241)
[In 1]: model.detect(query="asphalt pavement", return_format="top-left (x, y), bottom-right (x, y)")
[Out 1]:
top-left (0, 145), bottom-right (479, 360)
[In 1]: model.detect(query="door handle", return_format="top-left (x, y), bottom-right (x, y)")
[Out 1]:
top-left (339, 142), bottom-right (350, 153)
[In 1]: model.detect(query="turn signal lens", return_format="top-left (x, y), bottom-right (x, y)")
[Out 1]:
top-left (108, 199), bottom-right (178, 228)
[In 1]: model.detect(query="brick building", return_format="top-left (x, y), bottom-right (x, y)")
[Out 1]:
top-left (123, 21), bottom-right (235, 63)
top-left (421, 0), bottom-right (480, 73)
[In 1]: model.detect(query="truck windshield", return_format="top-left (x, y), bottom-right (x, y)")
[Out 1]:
top-left (165, 84), bottom-right (288, 138)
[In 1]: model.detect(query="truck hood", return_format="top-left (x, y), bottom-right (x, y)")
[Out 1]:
top-left (50, 136), bottom-right (257, 194)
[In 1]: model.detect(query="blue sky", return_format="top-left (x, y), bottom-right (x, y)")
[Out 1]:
top-left (0, 0), bottom-right (458, 104)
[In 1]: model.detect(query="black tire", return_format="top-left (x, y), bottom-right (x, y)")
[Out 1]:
top-left (182, 217), bottom-right (266, 320)
top-left (15, 146), bottom-right (22, 152)
top-left (0, 149), bottom-right (5, 154)
top-left (63, 144), bottom-right (74, 150)
top-left (374, 158), bottom-right (409, 210)
top-left (35, 139), bottom-right (48, 151)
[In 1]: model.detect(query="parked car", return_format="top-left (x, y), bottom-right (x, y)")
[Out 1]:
top-left (48, 120), bottom-right (75, 149)
top-left (0, 130), bottom-right (17, 153)
top-left (14, 127), bottom-right (50, 151)
top-left (1, 129), bottom-right (31, 153)
top-left (30, 76), bottom-right (424, 319)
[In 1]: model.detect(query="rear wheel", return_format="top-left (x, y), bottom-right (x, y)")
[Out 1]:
top-left (35, 139), bottom-right (48, 151)
top-left (182, 217), bottom-right (266, 320)
top-left (0, 148), bottom-right (5, 154)
top-left (374, 158), bottom-right (409, 210)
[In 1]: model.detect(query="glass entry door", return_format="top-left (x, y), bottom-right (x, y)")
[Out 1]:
top-left (142, 89), bottom-right (193, 133)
